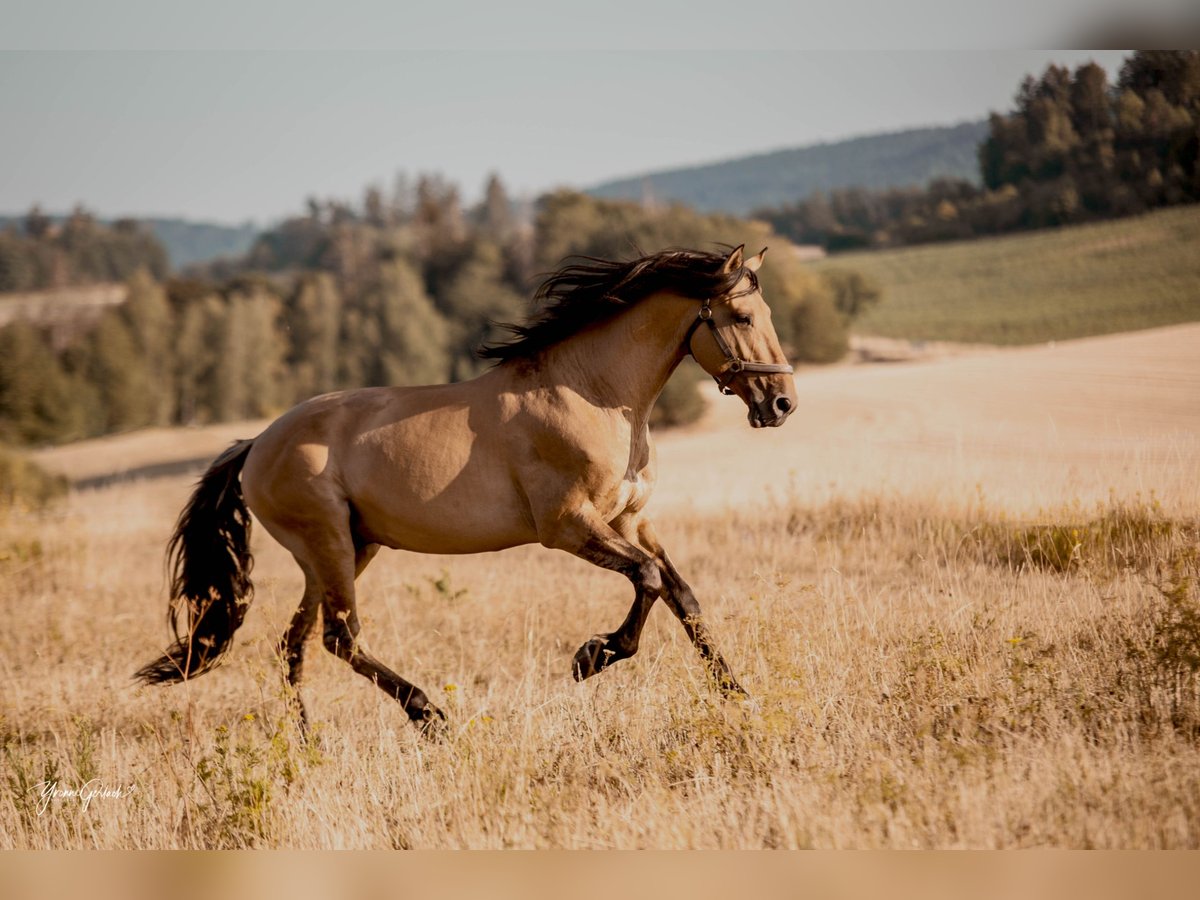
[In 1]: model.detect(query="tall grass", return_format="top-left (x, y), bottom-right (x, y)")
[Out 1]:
top-left (822, 205), bottom-right (1200, 345)
top-left (0, 446), bottom-right (67, 514)
top-left (3, 477), bottom-right (1200, 848)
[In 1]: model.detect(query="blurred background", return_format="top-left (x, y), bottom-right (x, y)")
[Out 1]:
top-left (2, 47), bottom-right (1196, 465)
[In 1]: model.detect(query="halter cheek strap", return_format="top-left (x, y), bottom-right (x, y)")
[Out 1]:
top-left (684, 299), bottom-right (795, 395)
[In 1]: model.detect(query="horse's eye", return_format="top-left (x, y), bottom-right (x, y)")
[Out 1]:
top-left (734, 314), bottom-right (752, 326)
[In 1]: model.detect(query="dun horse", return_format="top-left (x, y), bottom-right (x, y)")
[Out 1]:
top-left (135, 244), bottom-right (797, 729)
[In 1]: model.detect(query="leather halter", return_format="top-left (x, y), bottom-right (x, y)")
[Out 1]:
top-left (684, 298), bottom-right (795, 395)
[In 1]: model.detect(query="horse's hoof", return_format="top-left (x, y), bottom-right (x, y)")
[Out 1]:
top-left (413, 704), bottom-right (448, 739)
top-left (572, 636), bottom-right (614, 681)
top-left (718, 677), bottom-right (750, 701)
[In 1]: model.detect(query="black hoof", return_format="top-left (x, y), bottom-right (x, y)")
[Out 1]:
top-left (717, 676), bottom-right (750, 700)
top-left (572, 636), bottom-right (618, 681)
top-left (412, 704), bottom-right (448, 739)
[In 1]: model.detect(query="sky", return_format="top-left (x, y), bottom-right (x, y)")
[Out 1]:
top-left (0, 49), bottom-right (1130, 226)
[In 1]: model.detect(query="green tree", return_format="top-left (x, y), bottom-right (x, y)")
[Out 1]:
top-left (414, 174), bottom-right (467, 265)
top-left (372, 258), bottom-right (451, 386)
top-left (0, 232), bottom-right (35, 292)
top-left (120, 269), bottom-right (174, 424)
top-left (749, 258), bottom-right (849, 363)
top-left (212, 286), bottom-right (289, 421)
top-left (0, 321), bottom-right (90, 444)
top-left (820, 267), bottom-right (882, 322)
top-left (339, 258), bottom-right (450, 388)
top-left (1119, 51), bottom-right (1200, 110)
top-left (1069, 62), bottom-right (1112, 141)
top-left (285, 272), bottom-right (343, 401)
top-left (650, 360), bottom-right (707, 429)
top-left (81, 309), bottom-right (156, 434)
top-left (437, 239), bottom-right (526, 379)
top-left (476, 173), bottom-right (514, 242)
top-left (172, 293), bottom-right (226, 425)
top-left (0, 445), bottom-right (67, 511)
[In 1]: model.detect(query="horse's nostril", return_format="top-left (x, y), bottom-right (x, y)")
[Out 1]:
top-left (774, 396), bottom-right (793, 415)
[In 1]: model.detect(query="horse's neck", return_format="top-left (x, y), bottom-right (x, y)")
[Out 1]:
top-left (540, 291), bottom-right (693, 423)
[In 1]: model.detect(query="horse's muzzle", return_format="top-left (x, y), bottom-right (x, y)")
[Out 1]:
top-left (748, 394), bottom-right (793, 428)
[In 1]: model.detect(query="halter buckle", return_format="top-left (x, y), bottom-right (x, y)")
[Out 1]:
top-left (698, 305), bottom-right (713, 321)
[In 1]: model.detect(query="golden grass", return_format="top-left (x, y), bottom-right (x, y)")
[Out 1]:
top-left (2, 482), bottom-right (1199, 848)
top-left (4, 325), bottom-right (1200, 848)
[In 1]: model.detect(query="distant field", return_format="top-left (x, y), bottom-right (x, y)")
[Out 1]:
top-left (0, 283), bottom-right (127, 348)
top-left (819, 206), bottom-right (1200, 345)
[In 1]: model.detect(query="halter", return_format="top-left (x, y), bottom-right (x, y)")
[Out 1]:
top-left (684, 298), bottom-right (795, 395)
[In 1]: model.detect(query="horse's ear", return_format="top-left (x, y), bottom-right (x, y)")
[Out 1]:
top-left (745, 247), bottom-right (768, 273)
top-left (719, 244), bottom-right (745, 275)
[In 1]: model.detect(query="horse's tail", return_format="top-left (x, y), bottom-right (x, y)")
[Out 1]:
top-left (134, 439), bottom-right (256, 685)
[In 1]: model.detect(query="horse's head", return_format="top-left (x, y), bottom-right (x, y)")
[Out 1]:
top-left (687, 245), bottom-right (798, 428)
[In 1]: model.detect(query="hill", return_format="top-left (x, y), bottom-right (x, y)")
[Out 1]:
top-left (587, 121), bottom-right (988, 214)
top-left (818, 205), bottom-right (1200, 345)
top-left (138, 217), bottom-right (259, 269)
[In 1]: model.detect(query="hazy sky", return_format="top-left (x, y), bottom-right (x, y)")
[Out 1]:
top-left (0, 50), bottom-right (1129, 225)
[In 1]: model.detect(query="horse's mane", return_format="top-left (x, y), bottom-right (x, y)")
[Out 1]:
top-left (478, 247), bottom-right (752, 363)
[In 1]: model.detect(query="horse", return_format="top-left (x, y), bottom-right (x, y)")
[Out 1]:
top-left (134, 244), bottom-right (797, 731)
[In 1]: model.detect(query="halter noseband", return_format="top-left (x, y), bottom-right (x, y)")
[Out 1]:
top-left (684, 298), bottom-right (795, 395)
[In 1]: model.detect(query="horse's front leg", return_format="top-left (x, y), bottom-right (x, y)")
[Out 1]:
top-left (634, 519), bottom-right (747, 698)
top-left (563, 512), bottom-right (747, 698)
top-left (534, 508), bottom-right (664, 681)
top-left (572, 580), bottom-right (656, 682)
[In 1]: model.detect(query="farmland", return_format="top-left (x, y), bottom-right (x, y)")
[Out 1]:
top-left (821, 205), bottom-right (1200, 345)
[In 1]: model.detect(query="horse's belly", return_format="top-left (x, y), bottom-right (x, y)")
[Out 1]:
top-left (354, 485), bottom-right (536, 555)
top-left (345, 412), bottom-right (535, 554)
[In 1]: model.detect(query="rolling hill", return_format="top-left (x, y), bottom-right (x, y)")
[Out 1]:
top-left (137, 217), bottom-right (259, 269)
top-left (587, 120), bottom-right (988, 214)
top-left (819, 205), bottom-right (1200, 345)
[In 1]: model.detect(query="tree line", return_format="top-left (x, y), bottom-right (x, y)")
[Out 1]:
top-left (0, 206), bottom-right (168, 292)
top-left (0, 177), bottom-right (879, 446)
top-left (755, 51), bottom-right (1200, 250)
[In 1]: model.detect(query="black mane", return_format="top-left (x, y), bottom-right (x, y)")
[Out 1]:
top-left (477, 247), bottom-right (751, 362)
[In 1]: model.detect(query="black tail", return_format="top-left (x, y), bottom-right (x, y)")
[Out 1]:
top-left (134, 439), bottom-right (256, 685)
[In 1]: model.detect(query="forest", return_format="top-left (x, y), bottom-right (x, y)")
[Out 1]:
top-left (0, 181), bottom-right (876, 448)
top-left (0, 206), bottom-right (169, 292)
top-left (6, 50), bottom-right (1195, 451)
top-left (755, 51), bottom-right (1200, 249)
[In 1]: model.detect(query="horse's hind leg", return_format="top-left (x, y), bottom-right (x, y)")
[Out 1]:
top-left (634, 519), bottom-right (746, 697)
top-left (310, 532), bottom-right (445, 731)
top-left (280, 541), bottom-right (380, 729)
top-left (322, 600), bottom-right (445, 731)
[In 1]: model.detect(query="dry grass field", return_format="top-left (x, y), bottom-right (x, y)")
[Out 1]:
top-left (3, 324), bottom-right (1200, 848)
